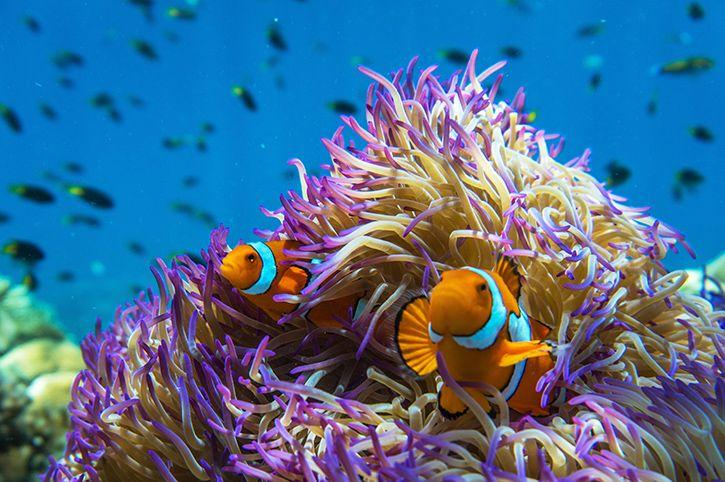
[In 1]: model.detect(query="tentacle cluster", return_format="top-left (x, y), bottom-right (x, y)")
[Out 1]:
top-left (46, 52), bottom-right (723, 481)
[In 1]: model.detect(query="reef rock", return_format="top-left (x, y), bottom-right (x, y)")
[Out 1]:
top-left (0, 275), bottom-right (84, 482)
top-left (681, 250), bottom-right (725, 294)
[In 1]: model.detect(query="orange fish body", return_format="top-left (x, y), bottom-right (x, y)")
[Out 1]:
top-left (395, 258), bottom-right (554, 418)
top-left (220, 240), bottom-right (366, 330)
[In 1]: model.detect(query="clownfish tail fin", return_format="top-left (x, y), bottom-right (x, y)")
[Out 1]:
top-left (394, 295), bottom-right (438, 377)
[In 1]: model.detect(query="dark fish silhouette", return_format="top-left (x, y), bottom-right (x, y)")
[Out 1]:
top-left (0, 104), bottom-right (22, 133)
top-left (39, 102), bottom-right (58, 121)
top-left (56, 270), bottom-right (75, 282)
top-left (588, 73), bottom-right (602, 91)
top-left (130, 284), bottom-right (146, 295)
top-left (168, 7), bottom-right (197, 20)
top-left (128, 95), bottom-right (146, 108)
top-left (327, 100), bottom-right (357, 115)
top-left (171, 202), bottom-right (195, 215)
top-left (23, 15), bottom-right (41, 33)
top-left (688, 125), bottom-right (713, 142)
top-left (2, 240), bottom-right (45, 265)
top-left (128, 241), bottom-right (146, 255)
top-left (438, 49), bottom-right (468, 66)
top-left (131, 39), bottom-right (158, 60)
top-left (63, 214), bottom-right (101, 228)
top-left (128, 0), bottom-right (154, 22)
top-left (182, 175), bottom-right (199, 188)
top-left (108, 108), bottom-right (123, 123)
top-left (171, 202), bottom-right (217, 227)
top-left (8, 184), bottom-right (55, 204)
top-left (604, 160), bottom-right (631, 187)
top-left (66, 185), bottom-right (114, 209)
top-left (90, 92), bottom-right (114, 109)
top-left (232, 86), bottom-right (257, 111)
top-left (57, 77), bottom-right (75, 89)
top-left (687, 2), bottom-right (704, 20)
top-left (672, 168), bottom-right (704, 201)
top-left (163, 137), bottom-right (186, 150)
top-left (267, 23), bottom-right (287, 51)
top-left (646, 92), bottom-right (658, 116)
top-left (63, 162), bottom-right (84, 174)
top-left (500, 46), bottom-right (523, 59)
top-left (577, 22), bottom-right (605, 37)
top-left (52, 51), bottom-right (84, 70)
top-left (659, 57), bottom-right (714, 75)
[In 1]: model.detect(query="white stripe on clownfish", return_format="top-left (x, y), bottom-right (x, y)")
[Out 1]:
top-left (451, 267), bottom-right (509, 350)
top-left (241, 241), bottom-right (277, 295)
top-left (501, 307), bottom-right (532, 400)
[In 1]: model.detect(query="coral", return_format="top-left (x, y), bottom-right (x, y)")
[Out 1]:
top-left (0, 276), bottom-right (64, 354)
top-left (0, 275), bottom-right (84, 482)
top-left (45, 53), bottom-right (723, 481)
top-left (681, 251), bottom-right (724, 312)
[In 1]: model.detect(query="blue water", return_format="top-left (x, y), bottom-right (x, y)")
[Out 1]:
top-left (0, 1), bottom-right (722, 340)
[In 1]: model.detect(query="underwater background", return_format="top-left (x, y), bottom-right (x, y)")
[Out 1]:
top-left (0, 0), bottom-right (722, 342)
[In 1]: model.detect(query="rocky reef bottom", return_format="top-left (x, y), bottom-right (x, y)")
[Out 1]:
top-left (0, 276), bottom-right (84, 482)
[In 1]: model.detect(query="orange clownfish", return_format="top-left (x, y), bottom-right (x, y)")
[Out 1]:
top-left (220, 240), bottom-right (365, 329)
top-left (395, 258), bottom-right (554, 418)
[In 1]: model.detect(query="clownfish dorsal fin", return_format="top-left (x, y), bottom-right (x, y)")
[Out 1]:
top-left (494, 256), bottom-right (522, 300)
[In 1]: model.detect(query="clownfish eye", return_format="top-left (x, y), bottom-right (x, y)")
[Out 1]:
top-left (246, 254), bottom-right (256, 263)
top-left (478, 283), bottom-right (487, 292)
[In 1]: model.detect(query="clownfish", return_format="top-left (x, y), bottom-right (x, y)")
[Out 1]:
top-left (220, 240), bottom-right (367, 330)
top-left (395, 258), bottom-right (554, 418)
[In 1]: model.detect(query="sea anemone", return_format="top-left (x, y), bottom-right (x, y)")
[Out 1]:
top-left (45, 51), bottom-right (723, 481)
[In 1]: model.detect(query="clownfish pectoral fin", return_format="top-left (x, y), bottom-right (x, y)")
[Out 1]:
top-left (497, 340), bottom-right (552, 367)
top-left (395, 296), bottom-right (438, 376)
top-left (276, 266), bottom-right (310, 294)
top-left (494, 256), bottom-right (522, 300)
